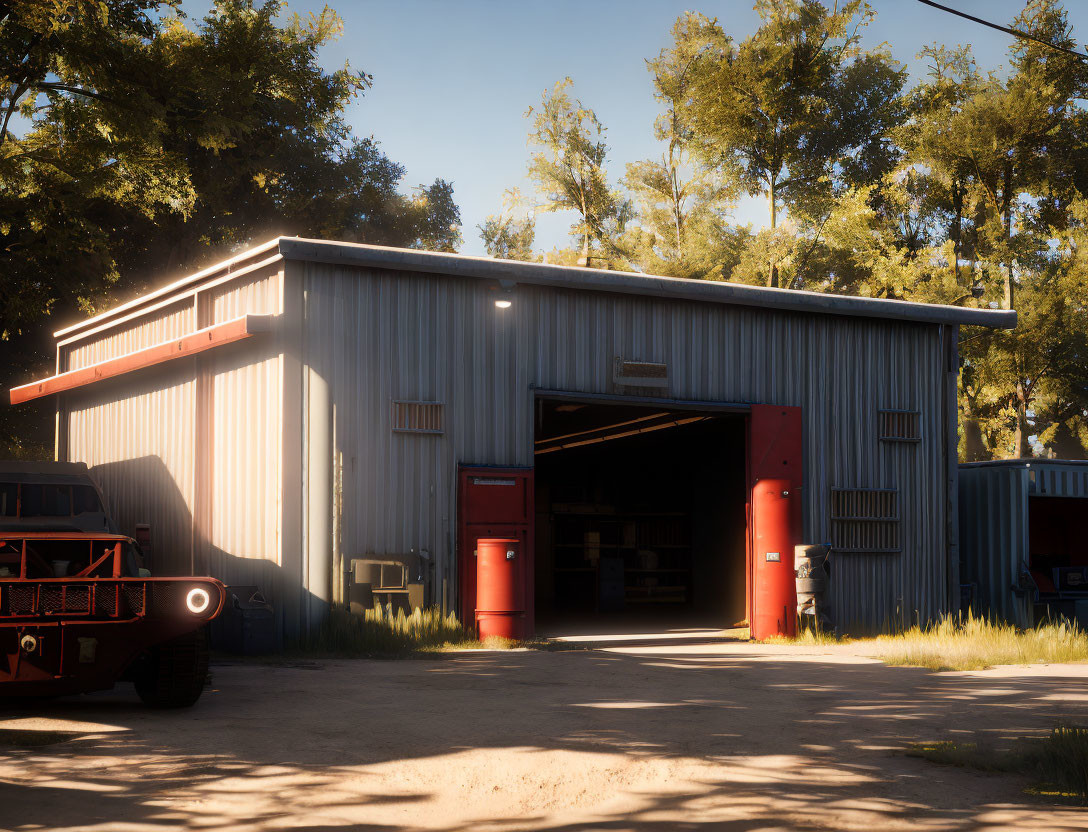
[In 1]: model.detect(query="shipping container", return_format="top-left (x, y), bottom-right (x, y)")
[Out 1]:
top-left (959, 460), bottom-right (1088, 628)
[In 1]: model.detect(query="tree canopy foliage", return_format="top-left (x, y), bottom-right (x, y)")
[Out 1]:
top-left (0, 0), bottom-right (462, 457)
top-left (525, 78), bottom-right (631, 269)
top-left (1, 0), bottom-right (1086, 463)
top-left (481, 0), bottom-right (1088, 460)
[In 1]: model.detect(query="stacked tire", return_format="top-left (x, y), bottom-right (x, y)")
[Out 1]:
top-left (795, 544), bottom-right (832, 633)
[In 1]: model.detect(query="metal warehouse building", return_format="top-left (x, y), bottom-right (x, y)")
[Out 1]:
top-left (11, 238), bottom-right (1014, 641)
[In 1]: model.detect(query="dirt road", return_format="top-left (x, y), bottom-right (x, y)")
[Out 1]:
top-left (1, 639), bottom-right (1086, 831)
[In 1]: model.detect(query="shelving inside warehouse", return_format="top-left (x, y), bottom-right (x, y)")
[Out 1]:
top-left (549, 508), bottom-right (693, 607)
top-left (532, 398), bottom-right (748, 628)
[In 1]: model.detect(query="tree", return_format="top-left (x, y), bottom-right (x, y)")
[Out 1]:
top-left (897, 44), bottom-right (985, 287)
top-left (526, 78), bottom-right (631, 268)
top-left (0, 0), bottom-right (460, 457)
top-left (404, 179), bottom-right (463, 252)
top-left (623, 13), bottom-right (744, 280)
top-left (479, 188), bottom-right (536, 261)
top-left (895, 2), bottom-right (1088, 457)
top-left (957, 197), bottom-right (1088, 460)
top-left (672, 2), bottom-right (905, 287)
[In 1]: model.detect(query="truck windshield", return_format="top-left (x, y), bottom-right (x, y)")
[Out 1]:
top-left (0, 484), bottom-right (103, 518)
top-left (0, 539), bottom-right (143, 579)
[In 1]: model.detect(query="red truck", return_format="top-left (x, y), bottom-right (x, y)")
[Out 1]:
top-left (0, 531), bottom-right (224, 706)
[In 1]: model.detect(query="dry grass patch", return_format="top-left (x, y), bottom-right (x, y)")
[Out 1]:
top-left (304, 605), bottom-right (493, 656)
top-left (872, 615), bottom-right (1088, 671)
top-left (909, 725), bottom-right (1088, 804)
top-left (763, 627), bottom-right (845, 646)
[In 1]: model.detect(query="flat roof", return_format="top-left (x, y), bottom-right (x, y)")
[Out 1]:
top-left (55, 236), bottom-right (1017, 339)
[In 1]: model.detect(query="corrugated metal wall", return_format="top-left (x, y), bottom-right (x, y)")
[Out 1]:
top-left (1029, 462), bottom-right (1088, 498)
top-left (301, 262), bottom-right (953, 634)
top-left (65, 366), bottom-right (196, 575)
top-left (959, 461), bottom-right (1088, 627)
top-left (59, 260), bottom-right (289, 619)
top-left (958, 464), bottom-right (1030, 626)
top-left (204, 269), bottom-right (284, 574)
top-left (66, 300), bottom-right (194, 371)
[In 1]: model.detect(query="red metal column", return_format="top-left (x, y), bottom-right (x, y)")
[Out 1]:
top-left (748, 405), bottom-right (803, 640)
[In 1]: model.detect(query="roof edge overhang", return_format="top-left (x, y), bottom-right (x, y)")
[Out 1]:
top-left (280, 237), bottom-right (1016, 329)
top-left (960, 459), bottom-right (1088, 469)
top-left (53, 235), bottom-right (1017, 340)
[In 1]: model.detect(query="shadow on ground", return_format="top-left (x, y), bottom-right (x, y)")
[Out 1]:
top-left (1, 642), bottom-right (1085, 831)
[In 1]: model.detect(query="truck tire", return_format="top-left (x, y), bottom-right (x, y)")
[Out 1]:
top-left (134, 628), bottom-right (209, 708)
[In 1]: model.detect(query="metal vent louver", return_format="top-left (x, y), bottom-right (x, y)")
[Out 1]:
top-left (391, 401), bottom-right (444, 435)
top-left (879, 409), bottom-right (921, 442)
top-left (613, 357), bottom-right (668, 389)
top-left (830, 488), bottom-right (901, 553)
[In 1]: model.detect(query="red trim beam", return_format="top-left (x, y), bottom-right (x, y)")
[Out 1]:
top-left (9, 314), bottom-right (275, 405)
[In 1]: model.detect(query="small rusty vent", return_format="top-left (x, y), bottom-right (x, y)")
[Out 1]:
top-left (879, 409), bottom-right (921, 442)
top-left (392, 401), bottom-right (444, 434)
top-left (831, 488), bottom-right (900, 553)
top-left (613, 357), bottom-right (668, 389)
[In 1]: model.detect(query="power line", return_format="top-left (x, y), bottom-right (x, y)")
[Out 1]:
top-left (916, 0), bottom-right (1088, 62)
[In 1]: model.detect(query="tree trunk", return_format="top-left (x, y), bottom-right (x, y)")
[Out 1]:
top-left (951, 179), bottom-right (962, 283)
top-left (1002, 160), bottom-right (1014, 310)
top-left (962, 417), bottom-right (988, 462)
top-left (1050, 422), bottom-right (1088, 459)
top-left (669, 150), bottom-right (683, 254)
top-left (1012, 381), bottom-right (1032, 458)
top-left (768, 183), bottom-right (778, 289)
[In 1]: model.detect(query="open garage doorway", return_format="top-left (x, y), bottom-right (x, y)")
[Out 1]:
top-left (1029, 495), bottom-right (1088, 626)
top-left (533, 395), bottom-right (748, 637)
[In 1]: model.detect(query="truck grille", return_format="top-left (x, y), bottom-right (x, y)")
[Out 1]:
top-left (9, 585), bottom-right (35, 615)
top-left (40, 584), bottom-right (91, 614)
top-left (123, 584), bottom-right (146, 616)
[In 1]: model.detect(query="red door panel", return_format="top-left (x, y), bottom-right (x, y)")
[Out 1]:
top-left (457, 467), bottom-right (534, 636)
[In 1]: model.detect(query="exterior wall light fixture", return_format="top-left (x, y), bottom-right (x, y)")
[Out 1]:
top-left (495, 279), bottom-right (515, 309)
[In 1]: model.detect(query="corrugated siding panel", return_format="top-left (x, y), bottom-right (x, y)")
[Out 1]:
top-left (302, 263), bottom-right (951, 634)
top-left (66, 301), bottom-right (194, 370)
top-left (958, 465), bottom-right (1030, 626)
top-left (210, 269), bottom-right (281, 324)
top-left (204, 268), bottom-right (284, 584)
top-left (65, 368), bottom-right (196, 575)
top-left (1031, 463), bottom-right (1088, 498)
top-left (61, 264), bottom-right (285, 598)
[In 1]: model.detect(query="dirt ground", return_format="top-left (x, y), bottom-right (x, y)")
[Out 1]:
top-left (1, 638), bottom-right (1087, 832)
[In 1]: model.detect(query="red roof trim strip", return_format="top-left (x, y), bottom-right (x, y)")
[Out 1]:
top-left (9, 314), bottom-right (274, 405)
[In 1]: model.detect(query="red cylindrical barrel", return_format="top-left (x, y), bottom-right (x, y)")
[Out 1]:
top-left (751, 478), bottom-right (797, 640)
top-left (475, 538), bottom-right (525, 640)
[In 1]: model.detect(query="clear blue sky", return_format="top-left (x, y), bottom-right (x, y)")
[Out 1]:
top-left (182, 1), bottom-right (1088, 255)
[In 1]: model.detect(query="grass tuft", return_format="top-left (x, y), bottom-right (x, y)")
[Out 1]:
top-left (872, 613), bottom-right (1088, 671)
top-left (909, 725), bottom-right (1088, 804)
top-left (303, 604), bottom-right (488, 656)
top-left (763, 627), bottom-right (846, 646)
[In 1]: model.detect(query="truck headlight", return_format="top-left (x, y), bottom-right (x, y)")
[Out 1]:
top-left (186, 587), bottom-right (211, 614)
